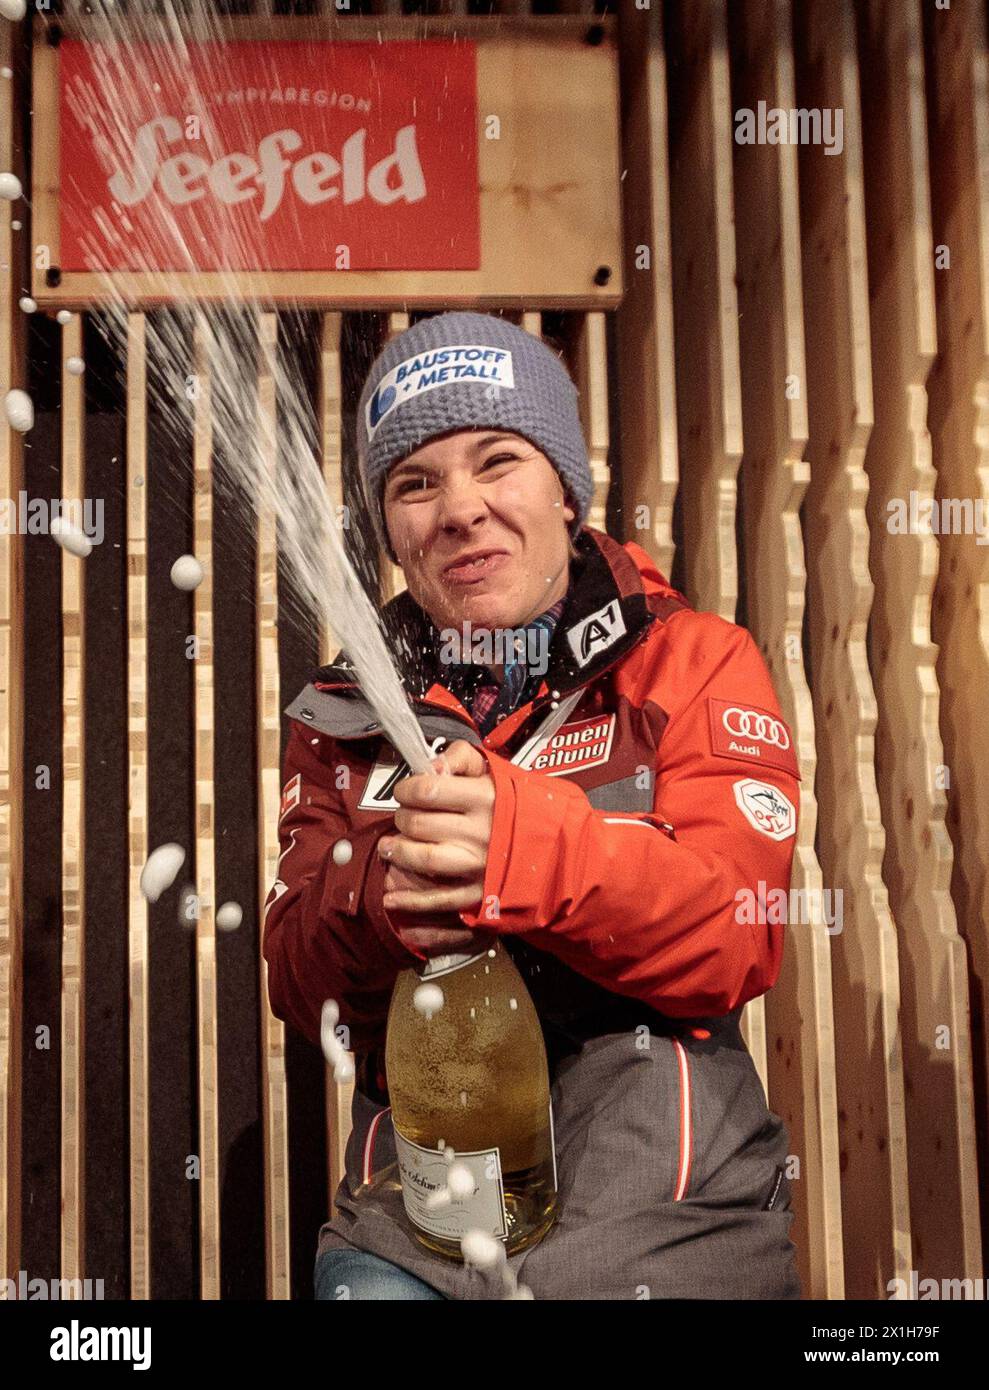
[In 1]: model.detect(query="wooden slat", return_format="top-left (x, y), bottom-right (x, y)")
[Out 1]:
top-left (31, 14), bottom-right (623, 312)
top-left (858, 0), bottom-right (980, 1281)
top-left (574, 313), bottom-right (610, 533)
top-left (730, 0), bottom-right (844, 1301)
top-left (614, 0), bottom-right (679, 577)
top-left (192, 317), bottom-right (221, 1299)
top-left (924, 0), bottom-right (989, 1275)
top-left (60, 313), bottom-right (86, 1292)
top-left (379, 313), bottom-right (410, 604)
top-left (795, 0), bottom-right (910, 1300)
top-left (0, 15), bottom-right (25, 1284)
top-left (316, 312), bottom-right (356, 1219)
top-left (126, 314), bottom-right (151, 1298)
top-left (256, 313), bottom-right (291, 1299)
top-left (665, 0), bottom-right (743, 622)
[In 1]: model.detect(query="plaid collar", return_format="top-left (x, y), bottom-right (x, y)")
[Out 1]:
top-left (440, 596), bottom-right (567, 734)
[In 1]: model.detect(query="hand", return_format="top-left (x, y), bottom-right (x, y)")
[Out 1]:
top-left (381, 861), bottom-right (484, 956)
top-left (377, 741), bottom-right (494, 943)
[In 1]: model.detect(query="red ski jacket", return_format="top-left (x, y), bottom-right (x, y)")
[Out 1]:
top-left (262, 527), bottom-right (801, 1068)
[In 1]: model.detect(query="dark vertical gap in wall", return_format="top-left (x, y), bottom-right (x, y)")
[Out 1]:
top-left (146, 310), bottom-right (198, 1299)
top-left (215, 316), bottom-right (264, 1300)
top-left (735, 465), bottom-right (749, 632)
top-left (276, 311), bottom-right (325, 1300)
top-left (663, 0), bottom-right (689, 602)
top-left (340, 311), bottom-right (385, 603)
top-left (725, 0), bottom-right (749, 635)
top-left (605, 310), bottom-right (626, 541)
top-left (20, 311), bottom-right (63, 1283)
top-left (81, 315), bottom-right (130, 1298)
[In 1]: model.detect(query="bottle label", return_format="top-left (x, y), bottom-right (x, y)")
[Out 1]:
top-left (420, 948), bottom-right (489, 980)
top-left (393, 1127), bottom-right (508, 1241)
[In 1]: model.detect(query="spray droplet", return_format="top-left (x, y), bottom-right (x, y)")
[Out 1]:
top-left (0, 171), bottom-right (22, 201)
top-left (4, 387), bottom-right (33, 432)
top-left (140, 843), bottom-right (186, 903)
top-left (51, 515), bottom-right (92, 558)
top-left (461, 1230), bottom-right (504, 1271)
top-left (447, 1163), bottom-right (475, 1199)
top-left (56, 310), bottom-right (73, 325)
top-left (1, 66), bottom-right (13, 78)
top-left (332, 838), bottom-right (353, 866)
top-left (170, 554), bottom-right (204, 591)
top-left (413, 982), bottom-right (444, 1019)
top-left (65, 356), bottom-right (85, 377)
top-left (10, 218), bottom-right (20, 230)
top-left (509, 998), bottom-right (518, 1010)
top-left (18, 296), bottom-right (35, 313)
top-left (0, 0), bottom-right (27, 21)
top-left (216, 901), bottom-right (242, 932)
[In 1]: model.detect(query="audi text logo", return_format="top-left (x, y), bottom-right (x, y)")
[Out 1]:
top-left (722, 707), bottom-right (791, 750)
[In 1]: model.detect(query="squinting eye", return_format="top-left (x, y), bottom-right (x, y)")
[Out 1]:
top-left (483, 454), bottom-right (517, 468)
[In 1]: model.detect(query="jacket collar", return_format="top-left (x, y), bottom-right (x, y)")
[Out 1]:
top-left (313, 527), bottom-right (659, 701)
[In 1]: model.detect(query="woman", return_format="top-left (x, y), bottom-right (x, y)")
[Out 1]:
top-left (263, 311), bottom-right (802, 1300)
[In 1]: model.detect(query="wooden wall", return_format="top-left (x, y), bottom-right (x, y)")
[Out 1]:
top-left (0, 0), bottom-right (985, 1300)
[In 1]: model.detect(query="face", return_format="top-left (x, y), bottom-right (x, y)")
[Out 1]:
top-left (382, 429), bottom-right (577, 634)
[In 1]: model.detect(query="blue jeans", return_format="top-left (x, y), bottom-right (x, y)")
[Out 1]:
top-left (314, 1247), bottom-right (447, 1301)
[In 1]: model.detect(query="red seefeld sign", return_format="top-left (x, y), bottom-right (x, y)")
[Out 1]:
top-left (58, 39), bottom-right (480, 273)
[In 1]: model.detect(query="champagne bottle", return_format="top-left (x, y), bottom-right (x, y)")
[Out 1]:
top-left (384, 942), bottom-right (558, 1260)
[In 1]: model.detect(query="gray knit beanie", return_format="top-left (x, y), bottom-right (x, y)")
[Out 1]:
top-left (356, 311), bottom-right (593, 562)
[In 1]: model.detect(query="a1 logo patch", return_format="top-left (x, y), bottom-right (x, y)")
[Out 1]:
top-left (567, 601), bottom-right (627, 668)
top-left (733, 778), bottom-right (797, 841)
top-left (708, 698), bottom-right (800, 780)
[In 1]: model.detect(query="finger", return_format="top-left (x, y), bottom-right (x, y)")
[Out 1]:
top-left (380, 835), bottom-right (480, 880)
top-left (383, 862), bottom-right (448, 895)
top-left (392, 772), bottom-right (488, 813)
top-left (432, 740), bottom-right (489, 778)
top-left (384, 881), bottom-right (483, 914)
top-left (392, 807), bottom-right (472, 844)
top-left (396, 926), bottom-right (480, 954)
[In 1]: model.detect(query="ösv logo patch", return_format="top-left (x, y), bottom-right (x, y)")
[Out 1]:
top-left (733, 778), bottom-right (797, 841)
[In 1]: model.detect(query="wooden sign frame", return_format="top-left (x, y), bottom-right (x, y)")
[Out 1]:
top-left (30, 14), bottom-right (623, 309)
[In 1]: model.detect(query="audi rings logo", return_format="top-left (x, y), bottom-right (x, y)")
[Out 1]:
top-left (722, 707), bottom-right (791, 750)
